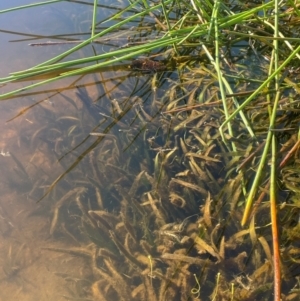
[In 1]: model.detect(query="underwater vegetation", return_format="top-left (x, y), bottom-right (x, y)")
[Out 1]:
top-left (34, 72), bottom-right (300, 301)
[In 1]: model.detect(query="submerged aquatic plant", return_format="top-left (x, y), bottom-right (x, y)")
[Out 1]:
top-left (37, 78), bottom-right (300, 300)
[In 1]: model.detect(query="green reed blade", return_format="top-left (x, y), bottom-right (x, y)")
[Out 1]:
top-left (91, 0), bottom-right (98, 38)
top-left (0, 0), bottom-right (61, 14)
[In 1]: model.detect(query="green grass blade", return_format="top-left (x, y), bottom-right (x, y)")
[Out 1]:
top-left (0, 0), bottom-right (62, 14)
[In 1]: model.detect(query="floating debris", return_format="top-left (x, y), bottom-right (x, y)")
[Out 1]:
top-left (131, 58), bottom-right (166, 72)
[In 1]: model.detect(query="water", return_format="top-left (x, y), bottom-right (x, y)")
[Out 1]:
top-left (0, 1), bottom-right (138, 300)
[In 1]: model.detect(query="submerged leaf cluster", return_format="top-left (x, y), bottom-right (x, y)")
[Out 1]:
top-left (36, 70), bottom-right (300, 301)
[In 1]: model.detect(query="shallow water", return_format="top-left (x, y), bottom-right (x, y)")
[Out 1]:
top-left (0, 1), bottom-right (138, 300)
top-left (0, 1), bottom-right (177, 300)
